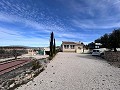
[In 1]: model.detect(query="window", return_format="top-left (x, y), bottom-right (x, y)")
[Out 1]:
top-left (78, 47), bottom-right (81, 49)
top-left (93, 50), bottom-right (100, 52)
top-left (95, 46), bottom-right (99, 48)
top-left (64, 45), bottom-right (69, 49)
top-left (70, 45), bottom-right (75, 49)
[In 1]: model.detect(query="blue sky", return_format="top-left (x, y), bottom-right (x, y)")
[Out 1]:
top-left (0, 0), bottom-right (120, 47)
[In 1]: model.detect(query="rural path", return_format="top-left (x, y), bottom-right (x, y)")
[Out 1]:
top-left (16, 52), bottom-right (120, 90)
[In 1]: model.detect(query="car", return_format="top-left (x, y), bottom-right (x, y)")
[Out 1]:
top-left (92, 49), bottom-right (101, 56)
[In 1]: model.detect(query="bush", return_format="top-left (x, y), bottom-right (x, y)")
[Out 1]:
top-left (48, 56), bottom-right (53, 60)
top-left (32, 60), bottom-right (42, 70)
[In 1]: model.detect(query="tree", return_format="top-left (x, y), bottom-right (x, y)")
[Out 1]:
top-left (95, 38), bottom-right (101, 43)
top-left (50, 32), bottom-right (54, 57)
top-left (0, 49), bottom-right (5, 54)
top-left (53, 38), bottom-right (56, 54)
top-left (109, 30), bottom-right (120, 52)
top-left (95, 29), bottom-right (120, 52)
top-left (12, 49), bottom-right (18, 60)
top-left (100, 34), bottom-right (110, 48)
top-left (88, 42), bottom-right (95, 49)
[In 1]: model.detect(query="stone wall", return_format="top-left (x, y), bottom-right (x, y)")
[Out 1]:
top-left (105, 51), bottom-right (120, 62)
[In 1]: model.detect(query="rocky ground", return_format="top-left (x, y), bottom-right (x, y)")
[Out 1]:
top-left (16, 52), bottom-right (120, 90)
top-left (0, 58), bottom-right (49, 90)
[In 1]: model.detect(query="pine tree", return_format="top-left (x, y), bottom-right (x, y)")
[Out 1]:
top-left (109, 30), bottom-right (120, 52)
top-left (95, 29), bottom-right (120, 52)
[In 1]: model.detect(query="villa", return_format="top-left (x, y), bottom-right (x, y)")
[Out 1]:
top-left (61, 41), bottom-right (84, 53)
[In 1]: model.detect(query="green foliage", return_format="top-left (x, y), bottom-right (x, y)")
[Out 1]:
top-left (95, 29), bottom-right (120, 52)
top-left (12, 49), bottom-right (18, 60)
top-left (100, 34), bottom-right (110, 48)
top-left (32, 60), bottom-right (42, 70)
top-left (49, 32), bottom-right (56, 58)
top-left (48, 56), bottom-right (53, 60)
top-left (50, 32), bottom-right (54, 57)
top-left (109, 30), bottom-right (120, 51)
top-left (53, 38), bottom-right (56, 55)
top-left (88, 42), bottom-right (95, 49)
top-left (0, 49), bottom-right (5, 54)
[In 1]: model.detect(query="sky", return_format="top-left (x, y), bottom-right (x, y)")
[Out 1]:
top-left (0, 0), bottom-right (120, 47)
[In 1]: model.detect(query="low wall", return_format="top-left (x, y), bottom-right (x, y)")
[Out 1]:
top-left (105, 51), bottom-right (120, 62)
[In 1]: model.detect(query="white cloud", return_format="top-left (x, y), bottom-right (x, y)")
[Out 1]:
top-left (1, 0), bottom-right (120, 46)
top-left (0, 13), bottom-right (71, 46)
top-left (0, 27), bottom-right (50, 47)
top-left (72, 19), bottom-right (120, 29)
top-left (61, 0), bottom-right (120, 29)
top-left (0, 13), bottom-right (66, 33)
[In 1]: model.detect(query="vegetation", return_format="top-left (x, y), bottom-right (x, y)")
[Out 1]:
top-left (32, 60), bottom-right (42, 70)
top-left (53, 38), bottom-right (56, 54)
top-left (0, 49), bottom-right (27, 59)
top-left (50, 32), bottom-right (54, 57)
top-left (49, 32), bottom-right (56, 60)
top-left (95, 29), bottom-right (120, 52)
top-left (0, 49), bottom-right (5, 54)
top-left (88, 42), bottom-right (95, 49)
top-left (12, 49), bottom-right (18, 60)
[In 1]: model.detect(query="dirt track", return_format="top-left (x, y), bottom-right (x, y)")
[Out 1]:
top-left (16, 52), bottom-right (120, 90)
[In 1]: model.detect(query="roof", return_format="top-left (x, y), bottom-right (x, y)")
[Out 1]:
top-left (62, 41), bottom-right (77, 45)
top-left (62, 41), bottom-right (84, 46)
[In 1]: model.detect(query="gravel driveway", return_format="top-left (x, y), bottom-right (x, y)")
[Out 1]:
top-left (16, 52), bottom-right (120, 90)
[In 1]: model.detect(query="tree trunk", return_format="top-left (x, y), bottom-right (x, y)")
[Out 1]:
top-left (113, 47), bottom-right (117, 52)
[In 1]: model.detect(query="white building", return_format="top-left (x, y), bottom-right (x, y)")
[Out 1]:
top-left (61, 41), bottom-right (84, 53)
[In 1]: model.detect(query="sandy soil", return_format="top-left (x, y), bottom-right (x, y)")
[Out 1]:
top-left (16, 52), bottom-right (120, 90)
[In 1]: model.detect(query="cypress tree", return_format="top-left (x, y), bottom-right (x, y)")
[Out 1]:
top-left (53, 38), bottom-right (56, 55)
top-left (50, 32), bottom-right (54, 57)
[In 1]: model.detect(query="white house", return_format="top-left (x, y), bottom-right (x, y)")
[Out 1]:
top-left (61, 41), bottom-right (84, 53)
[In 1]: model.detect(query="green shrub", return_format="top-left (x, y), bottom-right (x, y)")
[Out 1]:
top-left (48, 56), bottom-right (53, 60)
top-left (32, 60), bottom-right (42, 70)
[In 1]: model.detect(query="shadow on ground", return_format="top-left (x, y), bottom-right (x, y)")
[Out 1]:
top-left (77, 54), bottom-right (105, 61)
top-left (77, 54), bottom-right (120, 68)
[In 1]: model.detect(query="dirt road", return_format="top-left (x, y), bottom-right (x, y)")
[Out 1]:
top-left (16, 52), bottom-right (120, 90)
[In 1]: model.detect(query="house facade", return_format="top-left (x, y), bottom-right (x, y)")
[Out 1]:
top-left (61, 41), bottom-right (84, 53)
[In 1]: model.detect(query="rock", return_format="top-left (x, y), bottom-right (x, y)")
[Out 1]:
top-left (25, 74), bottom-right (28, 76)
top-left (31, 73), bottom-right (35, 77)
top-left (102, 80), bottom-right (105, 81)
top-left (25, 70), bottom-right (31, 74)
top-left (26, 75), bottom-right (32, 80)
top-left (9, 83), bottom-right (15, 88)
top-left (40, 81), bottom-right (42, 84)
top-left (106, 75), bottom-right (108, 77)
